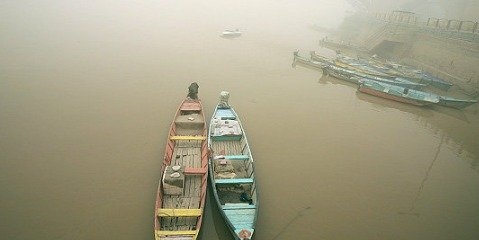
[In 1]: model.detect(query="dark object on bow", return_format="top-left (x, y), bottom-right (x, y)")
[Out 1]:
top-left (240, 192), bottom-right (253, 205)
top-left (187, 82), bottom-right (199, 99)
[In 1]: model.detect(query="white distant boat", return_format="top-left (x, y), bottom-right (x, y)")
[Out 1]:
top-left (221, 29), bottom-right (242, 37)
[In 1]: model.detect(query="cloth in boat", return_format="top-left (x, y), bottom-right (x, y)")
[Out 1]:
top-left (214, 160), bottom-right (236, 179)
top-left (211, 119), bottom-right (242, 136)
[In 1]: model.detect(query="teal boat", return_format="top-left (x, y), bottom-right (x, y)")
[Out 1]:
top-left (297, 51), bottom-right (427, 89)
top-left (323, 64), bottom-right (427, 89)
top-left (358, 79), bottom-right (440, 106)
top-left (309, 51), bottom-right (335, 65)
top-left (293, 50), bottom-right (326, 69)
top-left (208, 91), bottom-right (258, 240)
top-left (437, 96), bottom-right (478, 109)
top-left (421, 73), bottom-right (454, 91)
top-left (379, 60), bottom-right (453, 90)
top-left (311, 51), bottom-right (393, 78)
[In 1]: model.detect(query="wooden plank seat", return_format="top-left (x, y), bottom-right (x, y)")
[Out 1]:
top-left (215, 178), bottom-right (254, 184)
top-left (155, 230), bottom-right (197, 236)
top-left (170, 135), bottom-right (206, 141)
top-left (184, 167), bottom-right (207, 175)
top-left (216, 109), bottom-right (236, 120)
top-left (214, 155), bottom-right (249, 160)
top-left (157, 208), bottom-right (202, 217)
top-left (180, 102), bottom-right (201, 111)
top-left (222, 203), bottom-right (257, 210)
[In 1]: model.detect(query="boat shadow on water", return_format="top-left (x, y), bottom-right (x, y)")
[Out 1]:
top-left (318, 74), bottom-right (357, 88)
top-left (291, 60), bottom-right (322, 72)
top-left (199, 181), bottom-right (233, 240)
top-left (355, 91), bottom-right (434, 117)
top-left (355, 91), bottom-right (470, 122)
top-left (311, 65), bottom-right (472, 122)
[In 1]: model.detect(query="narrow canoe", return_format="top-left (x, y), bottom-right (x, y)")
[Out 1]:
top-left (421, 73), bottom-right (453, 91)
top-left (154, 83), bottom-right (208, 240)
top-left (358, 79), bottom-right (440, 106)
top-left (335, 58), bottom-right (394, 78)
top-left (293, 50), bottom-right (326, 69)
top-left (438, 96), bottom-right (478, 109)
top-left (324, 64), bottom-right (427, 89)
top-left (309, 51), bottom-right (335, 65)
top-left (208, 91), bottom-right (259, 240)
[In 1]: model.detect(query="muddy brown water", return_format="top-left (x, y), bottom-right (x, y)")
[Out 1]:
top-left (1, 1), bottom-right (479, 239)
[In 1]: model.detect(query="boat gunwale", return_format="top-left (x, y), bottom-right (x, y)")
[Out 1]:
top-left (154, 97), bottom-right (208, 240)
top-left (208, 104), bottom-right (259, 240)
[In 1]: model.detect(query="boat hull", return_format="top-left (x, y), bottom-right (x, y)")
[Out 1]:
top-left (208, 94), bottom-right (258, 240)
top-left (438, 98), bottom-right (478, 109)
top-left (358, 85), bottom-right (432, 106)
top-left (293, 51), bottom-right (324, 69)
top-left (358, 80), bottom-right (440, 106)
top-left (154, 97), bottom-right (208, 240)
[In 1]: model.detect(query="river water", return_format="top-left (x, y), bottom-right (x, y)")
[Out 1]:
top-left (1, 1), bottom-right (479, 239)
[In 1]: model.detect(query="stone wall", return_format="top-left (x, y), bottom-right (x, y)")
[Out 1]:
top-left (336, 14), bottom-right (479, 96)
top-left (401, 34), bottom-right (479, 96)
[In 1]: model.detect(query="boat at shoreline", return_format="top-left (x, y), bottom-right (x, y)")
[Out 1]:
top-left (154, 83), bottom-right (208, 240)
top-left (312, 51), bottom-right (454, 91)
top-left (370, 57), bottom-right (453, 91)
top-left (358, 79), bottom-right (476, 108)
top-left (295, 51), bottom-right (427, 89)
top-left (357, 79), bottom-right (440, 106)
top-left (293, 50), bottom-right (327, 69)
top-left (208, 91), bottom-right (258, 240)
top-left (294, 51), bottom-right (475, 109)
top-left (311, 51), bottom-right (393, 78)
top-left (308, 51), bottom-right (335, 65)
top-left (323, 64), bottom-right (427, 89)
top-left (437, 95), bottom-right (478, 109)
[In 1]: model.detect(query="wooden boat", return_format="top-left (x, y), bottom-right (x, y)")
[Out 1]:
top-left (421, 73), bottom-right (453, 91)
top-left (358, 79), bottom-right (440, 106)
top-left (154, 83), bottom-right (208, 240)
top-left (320, 51), bottom-right (453, 91)
top-left (323, 64), bottom-right (427, 89)
top-left (379, 60), bottom-right (453, 90)
top-left (321, 64), bottom-right (358, 84)
top-left (295, 51), bottom-right (427, 90)
top-left (335, 57), bottom-right (394, 78)
top-left (293, 50), bottom-right (326, 69)
top-left (221, 29), bottom-right (242, 37)
top-left (437, 96), bottom-right (478, 109)
top-left (310, 51), bottom-right (394, 78)
top-left (309, 51), bottom-right (335, 65)
top-left (208, 91), bottom-right (258, 240)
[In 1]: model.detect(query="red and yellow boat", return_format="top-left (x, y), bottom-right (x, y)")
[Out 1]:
top-left (154, 83), bottom-right (208, 240)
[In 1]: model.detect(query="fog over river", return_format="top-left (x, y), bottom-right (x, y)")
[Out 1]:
top-left (1, 1), bottom-right (478, 239)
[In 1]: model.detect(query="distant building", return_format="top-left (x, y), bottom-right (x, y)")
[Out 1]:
top-left (360, 0), bottom-right (478, 21)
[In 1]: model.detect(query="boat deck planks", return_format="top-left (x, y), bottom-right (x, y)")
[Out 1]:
top-left (208, 95), bottom-right (258, 240)
top-left (162, 141), bottom-right (202, 230)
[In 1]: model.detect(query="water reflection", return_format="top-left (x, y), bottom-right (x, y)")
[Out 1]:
top-left (294, 58), bottom-right (478, 170)
top-left (355, 91), bottom-right (435, 117)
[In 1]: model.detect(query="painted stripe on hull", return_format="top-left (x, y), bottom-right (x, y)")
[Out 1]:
top-left (358, 86), bottom-right (431, 106)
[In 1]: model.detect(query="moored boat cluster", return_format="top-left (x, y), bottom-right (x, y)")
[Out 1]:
top-left (293, 50), bottom-right (478, 109)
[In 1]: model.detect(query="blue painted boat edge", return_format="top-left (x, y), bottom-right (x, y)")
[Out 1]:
top-left (208, 103), bottom-right (259, 240)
